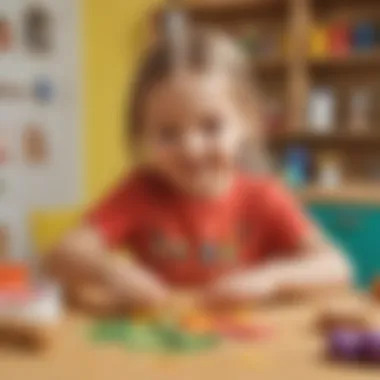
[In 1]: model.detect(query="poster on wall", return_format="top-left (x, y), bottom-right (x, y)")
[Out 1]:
top-left (0, 0), bottom-right (82, 259)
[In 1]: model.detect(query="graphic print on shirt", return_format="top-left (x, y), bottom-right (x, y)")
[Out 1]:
top-left (149, 230), bottom-right (188, 261)
top-left (150, 230), bottom-right (166, 259)
top-left (221, 242), bottom-right (236, 262)
top-left (200, 243), bottom-right (217, 264)
top-left (169, 238), bottom-right (188, 260)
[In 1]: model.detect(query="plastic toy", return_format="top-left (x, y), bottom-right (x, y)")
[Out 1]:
top-left (328, 329), bottom-right (363, 361)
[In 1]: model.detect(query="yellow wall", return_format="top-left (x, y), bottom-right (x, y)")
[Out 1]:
top-left (32, 0), bottom-right (161, 251)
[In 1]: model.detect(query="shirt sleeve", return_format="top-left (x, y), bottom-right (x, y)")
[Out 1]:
top-left (84, 174), bottom-right (143, 249)
top-left (261, 180), bottom-right (312, 257)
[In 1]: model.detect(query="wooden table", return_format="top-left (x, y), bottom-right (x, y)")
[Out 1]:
top-left (1, 296), bottom-right (380, 380)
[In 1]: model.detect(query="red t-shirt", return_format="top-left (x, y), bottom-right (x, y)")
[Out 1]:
top-left (86, 170), bottom-right (310, 286)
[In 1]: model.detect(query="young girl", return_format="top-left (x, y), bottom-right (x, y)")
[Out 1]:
top-left (47, 29), bottom-right (351, 313)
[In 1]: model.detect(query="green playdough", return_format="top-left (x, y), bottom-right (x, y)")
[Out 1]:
top-left (91, 318), bottom-right (220, 353)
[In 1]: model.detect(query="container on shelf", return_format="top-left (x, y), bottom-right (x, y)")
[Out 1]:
top-left (316, 153), bottom-right (343, 189)
top-left (348, 88), bottom-right (372, 133)
top-left (284, 146), bottom-right (311, 188)
top-left (328, 22), bottom-right (351, 57)
top-left (310, 24), bottom-right (329, 58)
top-left (308, 87), bottom-right (336, 134)
top-left (352, 22), bottom-right (375, 51)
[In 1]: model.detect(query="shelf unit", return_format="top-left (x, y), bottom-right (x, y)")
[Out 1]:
top-left (152, 0), bottom-right (380, 203)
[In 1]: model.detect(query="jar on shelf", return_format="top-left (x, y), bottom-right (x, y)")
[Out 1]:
top-left (317, 153), bottom-right (343, 188)
top-left (348, 88), bottom-right (372, 133)
top-left (308, 87), bottom-right (336, 133)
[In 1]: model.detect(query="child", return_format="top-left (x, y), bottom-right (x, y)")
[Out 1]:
top-left (47, 29), bottom-right (351, 313)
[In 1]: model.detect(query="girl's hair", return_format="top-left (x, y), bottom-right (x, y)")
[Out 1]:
top-left (128, 27), bottom-right (259, 141)
top-left (127, 27), bottom-right (269, 172)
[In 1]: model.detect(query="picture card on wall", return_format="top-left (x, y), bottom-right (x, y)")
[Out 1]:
top-left (0, 223), bottom-right (9, 259)
top-left (0, 210), bottom-right (29, 261)
top-left (0, 15), bottom-right (12, 52)
top-left (22, 123), bottom-right (49, 165)
top-left (23, 4), bottom-right (53, 54)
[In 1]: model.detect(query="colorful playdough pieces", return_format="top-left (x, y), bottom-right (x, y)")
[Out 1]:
top-left (328, 329), bottom-right (363, 361)
top-left (327, 328), bottom-right (380, 365)
top-left (91, 317), bottom-right (220, 353)
top-left (213, 316), bottom-right (273, 341)
top-left (91, 306), bottom-right (274, 353)
top-left (361, 331), bottom-right (380, 362)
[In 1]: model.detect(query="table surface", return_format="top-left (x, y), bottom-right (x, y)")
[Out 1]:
top-left (2, 295), bottom-right (380, 380)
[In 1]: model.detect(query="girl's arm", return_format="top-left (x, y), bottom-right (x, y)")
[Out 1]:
top-left (205, 229), bottom-right (352, 307)
top-left (45, 224), bottom-right (169, 313)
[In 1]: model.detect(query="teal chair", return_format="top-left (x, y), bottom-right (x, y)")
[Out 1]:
top-left (308, 204), bottom-right (380, 288)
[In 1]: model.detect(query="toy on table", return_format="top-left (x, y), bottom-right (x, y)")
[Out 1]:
top-left (91, 305), bottom-right (274, 354)
top-left (0, 263), bottom-right (62, 350)
top-left (328, 329), bottom-right (363, 362)
top-left (91, 312), bottom-right (220, 353)
top-left (327, 328), bottom-right (380, 365)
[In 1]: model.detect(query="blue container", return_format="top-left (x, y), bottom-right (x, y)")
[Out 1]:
top-left (352, 22), bottom-right (375, 51)
top-left (284, 146), bottom-right (310, 188)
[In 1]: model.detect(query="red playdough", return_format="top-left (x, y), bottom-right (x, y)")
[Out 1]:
top-left (213, 317), bottom-right (274, 341)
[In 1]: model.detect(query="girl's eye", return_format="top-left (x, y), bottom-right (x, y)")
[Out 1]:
top-left (201, 115), bottom-right (223, 136)
top-left (158, 124), bottom-right (180, 144)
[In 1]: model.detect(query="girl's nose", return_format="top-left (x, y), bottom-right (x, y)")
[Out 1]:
top-left (182, 131), bottom-right (205, 159)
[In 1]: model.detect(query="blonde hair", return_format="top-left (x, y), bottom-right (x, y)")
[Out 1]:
top-left (127, 27), bottom-right (268, 171)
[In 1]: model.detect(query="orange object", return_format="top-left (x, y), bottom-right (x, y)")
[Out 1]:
top-left (0, 264), bottom-right (30, 291)
top-left (181, 312), bottom-right (213, 334)
top-left (372, 277), bottom-right (380, 302)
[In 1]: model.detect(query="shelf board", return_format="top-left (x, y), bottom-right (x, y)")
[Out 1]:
top-left (269, 132), bottom-right (380, 146)
top-left (297, 184), bottom-right (380, 204)
top-left (154, 0), bottom-right (287, 24)
top-left (253, 53), bottom-right (380, 72)
top-left (310, 52), bottom-right (380, 70)
top-left (184, 0), bottom-right (286, 18)
top-left (255, 56), bottom-right (287, 72)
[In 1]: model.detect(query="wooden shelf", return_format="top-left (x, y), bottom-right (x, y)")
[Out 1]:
top-left (269, 132), bottom-right (380, 145)
top-left (297, 184), bottom-right (380, 204)
top-left (176, 0), bottom-right (287, 21)
top-left (310, 52), bottom-right (380, 70)
top-left (151, 0), bottom-right (380, 205)
top-left (255, 56), bottom-right (287, 73)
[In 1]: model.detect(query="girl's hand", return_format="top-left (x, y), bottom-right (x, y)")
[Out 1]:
top-left (103, 256), bottom-right (171, 312)
top-left (202, 268), bottom-right (280, 309)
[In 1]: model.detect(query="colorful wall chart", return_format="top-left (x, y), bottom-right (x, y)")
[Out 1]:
top-left (0, 0), bottom-right (82, 259)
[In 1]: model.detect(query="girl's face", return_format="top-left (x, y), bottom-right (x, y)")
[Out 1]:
top-left (142, 72), bottom-right (249, 197)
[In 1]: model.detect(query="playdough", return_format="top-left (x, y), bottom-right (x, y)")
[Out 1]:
top-left (91, 307), bottom-right (273, 353)
top-left (361, 331), bottom-right (380, 363)
top-left (327, 329), bottom-right (363, 361)
top-left (91, 317), bottom-right (219, 353)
